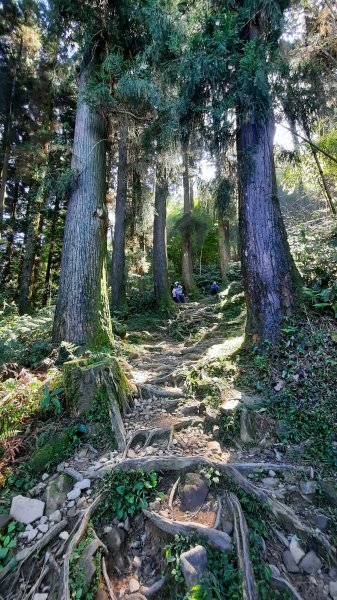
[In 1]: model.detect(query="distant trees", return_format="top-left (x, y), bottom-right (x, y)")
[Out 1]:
top-left (3, 0), bottom-right (337, 348)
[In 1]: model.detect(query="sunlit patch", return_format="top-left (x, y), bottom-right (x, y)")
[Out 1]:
top-left (206, 335), bottom-right (244, 359)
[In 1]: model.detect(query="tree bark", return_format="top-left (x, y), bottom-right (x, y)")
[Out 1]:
top-left (0, 36), bottom-right (23, 234)
top-left (42, 195), bottom-right (60, 306)
top-left (1, 178), bottom-right (19, 284)
top-left (218, 215), bottom-right (230, 282)
top-left (111, 120), bottom-right (128, 311)
top-left (52, 56), bottom-right (112, 348)
top-left (153, 162), bottom-right (171, 308)
top-left (18, 184), bottom-right (42, 315)
top-left (237, 111), bottom-right (299, 344)
top-left (181, 135), bottom-right (196, 294)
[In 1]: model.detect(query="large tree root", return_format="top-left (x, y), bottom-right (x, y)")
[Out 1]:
top-left (142, 509), bottom-right (232, 551)
top-left (271, 575), bottom-right (305, 600)
top-left (60, 493), bottom-right (106, 600)
top-left (138, 384), bottom-right (187, 398)
top-left (227, 492), bottom-right (259, 600)
top-left (25, 455), bottom-right (331, 600)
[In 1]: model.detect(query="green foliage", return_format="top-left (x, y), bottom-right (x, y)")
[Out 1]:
top-left (97, 469), bottom-right (159, 522)
top-left (0, 520), bottom-right (24, 573)
top-left (218, 407), bottom-right (242, 445)
top-left (165, 534), bottom-right (242, 599)
top-left (198, 466), bottom-right (221, 487)
top-left (69, 522), bottom-right (101, 600)
top-left (290, 219), bottom-right (337, 317)
top-left (0, 369), bottom-right (63, 445)
top-left (236, 317), bottom-right (337, 469)
top-left (39, 383), bottom-right (63, 416)
top-left (0, 306), bottom-right (54, 367)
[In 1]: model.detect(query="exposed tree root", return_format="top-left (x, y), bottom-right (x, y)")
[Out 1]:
top-left (140, 574), bottom-right (168, 597)
top-left (103, 373), bottom-right (127, 452)
top-left (102, 556), bottom-right (117, 600)
top-left (142, 509), bottom-right (232, 551)
top-left (0, 519), bottom-right (68, 593)
top-left (138, 384), bottom-right (187, 398)
top-left (271, 575), bottom-right (305, 600)
top-left (60, 493), bottom-right (106, 600)
top-left (122, 418), bottom-right (204, 459)
top-left (226, 467), bottom-right (337, 566)
top-left (227, 492), bottom-right (258, 600)
top-left (168, 476), bottom-right (180, 510)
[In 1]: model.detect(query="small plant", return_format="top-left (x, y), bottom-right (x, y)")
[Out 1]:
top-left (198, 466), bottom-right (221, 487)
top-left (69, 522), bottom-right (101, 600)
top-left (165, 534), bottom-right (197, 583)
top-left (97, 469), bottom-right (159, 521)
top-left (0, 520), bottom-right (24, 572)
top-left (39, 383), bottom-right (64, 415)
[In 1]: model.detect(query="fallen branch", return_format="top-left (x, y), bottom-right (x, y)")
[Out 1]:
top-left (143, 509), bottom-right (231, 552)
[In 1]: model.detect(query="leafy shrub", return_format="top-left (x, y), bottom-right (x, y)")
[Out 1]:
top-left (0, 307), bottom-right (54, 367)
top-left (97, 469), bottom-right (159, 521)
top-left (126, 290), bottom-right (156, 314)
top-left (0, 520), bottom-right (24, 572)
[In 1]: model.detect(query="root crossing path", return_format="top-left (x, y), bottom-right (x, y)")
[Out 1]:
top-left (3, 296), bottom-right (337, 600)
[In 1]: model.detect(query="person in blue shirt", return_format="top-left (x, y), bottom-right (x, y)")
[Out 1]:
top-left (210, 281), bottom-right (219, 296)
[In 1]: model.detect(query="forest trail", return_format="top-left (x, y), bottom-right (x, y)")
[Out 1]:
top-left (2, 295), bottom-right (337, 600)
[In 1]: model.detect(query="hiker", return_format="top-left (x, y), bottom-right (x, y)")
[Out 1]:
top-left (172, 282), bottom-right (185, 303)
top-left (210, 281), bottom-right (219, 296)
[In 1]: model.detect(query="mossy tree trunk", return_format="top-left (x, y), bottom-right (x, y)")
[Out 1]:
top-left (153, 161), bottom-right (171, 309)
top-left (52, 52), bottom-right (112, 348)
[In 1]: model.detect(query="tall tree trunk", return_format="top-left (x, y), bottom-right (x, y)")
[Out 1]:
top-left (52, 56), bottom-right (112, 348)
top-left (153, 162), bottom-right (171, 308)
top-left (0, 37), bottom-right (23, 234)
top-left (111, 121), bottom-right (128, 311)
top-left (237, 111), bottom-right (299, 344)
top-left (18, 178), bottom-right (46, 315)
top-left (42, 195), bottom-right (60, 306)
top-left (181, 135), bottom-right (196, 294)
top-left (218, 216), bottom-right (230, 282)
top-left (1, 178), bottom-right (19, 284)
top-left (30, 209), bottom-right (45, 307)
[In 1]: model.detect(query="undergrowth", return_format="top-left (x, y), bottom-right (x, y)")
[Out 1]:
top-left (235, 314), bottom-right (337, 469)
top-left (95, 469), bottom-right (160, 523)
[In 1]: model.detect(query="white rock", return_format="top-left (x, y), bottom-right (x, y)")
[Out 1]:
top-left (25, 528), bottom-right (38, 543)
top-left (133, 556), bottom-right (142, 569)
top-left (33, 594), bottom-right (48, 600)
top-left (40, 516), bottom-right (48, 525)
top-left (59, 531), bottom-right (69, 541)
top-left (41, 473), bottom-right (49, 482)
top-left (289, 537), bottom-right (305, 564)
top-left (48, 510), bottom-right (61, 523)
top-left (329, 581), bottom-right (337, 600)
top-left (74, 479), bottom-right (91, 491)
top-left (67, 488), bottom-right (81, 501)
top-left (38, 524), bottom-right (49, 534)
top-left (10, 496), bottom-right (45, 525)
top-left (129, 578), bottom-right (140, 593)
